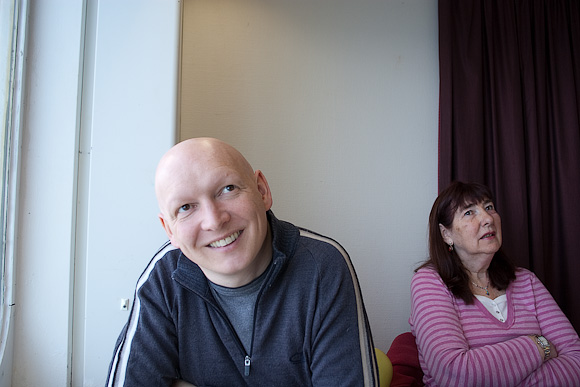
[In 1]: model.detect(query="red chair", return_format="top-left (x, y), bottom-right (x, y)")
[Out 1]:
top-left (386, 332), bottom-right (424, 387)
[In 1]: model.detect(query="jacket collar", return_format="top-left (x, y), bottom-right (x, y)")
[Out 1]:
top-left (172, 210), bottom-right (300, 297)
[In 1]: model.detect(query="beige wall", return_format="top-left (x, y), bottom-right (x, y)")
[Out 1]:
top-left (180, 0), bottom-right (439, 351)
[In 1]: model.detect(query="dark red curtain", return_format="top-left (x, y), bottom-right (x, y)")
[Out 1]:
top-left (438, 0), bottom-right (580, 331)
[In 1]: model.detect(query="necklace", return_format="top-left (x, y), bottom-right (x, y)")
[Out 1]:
top-left (471, 280), bottom-right (490, 296)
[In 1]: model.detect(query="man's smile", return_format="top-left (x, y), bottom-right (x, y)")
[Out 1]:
top-left (209, 231), bottom-right (241, 248)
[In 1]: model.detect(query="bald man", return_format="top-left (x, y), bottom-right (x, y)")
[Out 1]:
top-left (106, 138), bottom-right (378, 386)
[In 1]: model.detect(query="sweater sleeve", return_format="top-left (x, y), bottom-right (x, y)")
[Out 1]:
top-left (301, 231), bottom-right (379, 387)
top-left (519, 270), bottom-right (580, 386)
top-left (106, 243), bottom-right (181, 387)
top-left (409, 268), bottom-right (542, 386)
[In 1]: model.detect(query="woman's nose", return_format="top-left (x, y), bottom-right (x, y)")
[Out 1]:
top-left (479, 208), bottom-right (493, 225)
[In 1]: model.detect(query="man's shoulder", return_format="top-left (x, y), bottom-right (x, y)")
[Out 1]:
top-left (293, 228), bottom-right (351, 269)
top-left (269, 212), bottom-right (351, 270)
top-left (136, 241), bottom-right (181, 288)
top-left (150, 241), bottom-right (181, 269)
top-left (298, 227), bottom-right (344, 251)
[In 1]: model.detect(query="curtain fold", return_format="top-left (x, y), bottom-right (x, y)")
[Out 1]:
top-left (438, 0), bottom-right (580, 331)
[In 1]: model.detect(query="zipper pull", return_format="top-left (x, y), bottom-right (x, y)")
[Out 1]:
top-left (244, 355), bottom-right (251, 376)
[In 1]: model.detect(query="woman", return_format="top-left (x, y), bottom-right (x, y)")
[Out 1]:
top-left (409, 181), bottom-right (580, 386)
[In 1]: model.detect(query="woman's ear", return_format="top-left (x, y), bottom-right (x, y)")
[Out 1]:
top-left (439, 223), bottom-right (452, 245)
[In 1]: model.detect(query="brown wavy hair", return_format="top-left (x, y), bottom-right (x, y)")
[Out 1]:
top-left (418, 181), bottom-right (516, 304)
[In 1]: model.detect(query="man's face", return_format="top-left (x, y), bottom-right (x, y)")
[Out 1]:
top-left (157, 141), bottom-right (273, 287)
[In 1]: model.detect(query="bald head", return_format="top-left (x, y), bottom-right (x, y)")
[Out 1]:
top-left (155, 138), bottom-right (254, 209)
top-left (155, 137), bottom-right (271, 218)
top-left (154, 138), bottom-right (274, 286)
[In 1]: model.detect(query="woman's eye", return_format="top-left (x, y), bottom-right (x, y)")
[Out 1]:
top-left (464, 210), bottom-right (472, 216)
top-left (486, 204), bottom-right (495, 211)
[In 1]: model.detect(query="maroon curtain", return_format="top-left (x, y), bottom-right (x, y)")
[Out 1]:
top-left (438, 0), bottom-right (580, 331)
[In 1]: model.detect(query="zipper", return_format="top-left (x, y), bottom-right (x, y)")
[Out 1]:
top-left (243, 260), bottom-right (278, 377)
top-left (244, 355), bottom-right (251, 376)
top-left (199, 259), bottom-right (279, 378)
top-left (202, 293), bottom-right (256, 378)
top-left (203, 297), bottom-right (252, 377)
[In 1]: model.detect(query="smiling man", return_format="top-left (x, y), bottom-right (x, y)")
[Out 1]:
top-left (155, 138), bottom-right (273, 288)
top-left (106, 138), bottom-right (378, 387)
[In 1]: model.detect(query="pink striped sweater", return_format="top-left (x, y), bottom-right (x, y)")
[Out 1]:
top-left (409, 267), bottom-right (580, 386)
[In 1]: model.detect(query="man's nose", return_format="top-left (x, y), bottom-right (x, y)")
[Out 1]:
top-left (200, 201), bottom-right (229, 230)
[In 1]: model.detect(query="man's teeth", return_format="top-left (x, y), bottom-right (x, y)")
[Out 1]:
top-left (210, 231), bottom-right (240, 248)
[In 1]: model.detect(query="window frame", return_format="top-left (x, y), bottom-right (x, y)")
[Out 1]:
top-left (0, 0), bottom-right (27, 370)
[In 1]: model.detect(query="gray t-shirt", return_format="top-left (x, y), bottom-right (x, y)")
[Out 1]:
top-left (209, 264), bottom-right (271, 353)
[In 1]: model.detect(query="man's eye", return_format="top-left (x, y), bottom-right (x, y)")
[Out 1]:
top-left (178, 204), bottom-right (191, 213)
top-left (222, 185), bottom-right (235, 193)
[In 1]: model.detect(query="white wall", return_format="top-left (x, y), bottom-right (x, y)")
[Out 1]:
top-left (180, 0), bottom-right (439, 354)
top-left (71, 2), bottom-right (181, 386)
top-left (9, 1), bottom-right (437, 386)
top-left (13, 2), bottom-right (86, 386)
top-left (12, 1), bottom-right (179, 386)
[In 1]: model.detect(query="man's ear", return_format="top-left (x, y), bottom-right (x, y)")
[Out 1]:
top-left (159, 213), bottom-right (179, 248)
top-left (439, 223), bottom-right (452, 245)
top-left (255, 170), bottom-right (273, 211)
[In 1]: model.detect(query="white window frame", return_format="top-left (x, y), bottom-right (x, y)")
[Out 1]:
top-left (0, 0), bottom-right (27, 377)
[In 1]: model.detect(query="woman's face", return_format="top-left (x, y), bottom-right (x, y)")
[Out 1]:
top-left (440, 199), bottom-right (502, 266)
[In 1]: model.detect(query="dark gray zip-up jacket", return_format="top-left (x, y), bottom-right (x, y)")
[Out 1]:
top-left (106, 212), bottom-right (378, 386)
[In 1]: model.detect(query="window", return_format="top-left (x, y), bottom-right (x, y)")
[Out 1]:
top-left (0, 0), bottom-right (26, 364)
